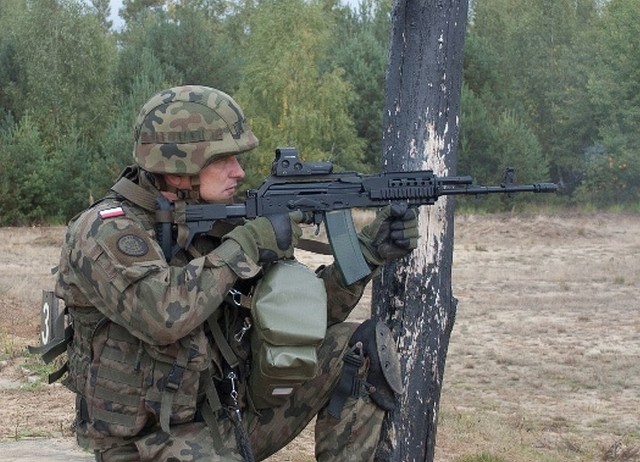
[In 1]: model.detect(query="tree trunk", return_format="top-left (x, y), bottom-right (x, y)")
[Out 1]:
top-left (372, 0), bottom-right (468, 461)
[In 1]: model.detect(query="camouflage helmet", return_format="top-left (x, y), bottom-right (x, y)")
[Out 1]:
top-left (133, 85), bottom-right (259, 175)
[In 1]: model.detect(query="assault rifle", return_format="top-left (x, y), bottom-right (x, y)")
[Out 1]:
top-left (156, 147), bottom-right (557, 285)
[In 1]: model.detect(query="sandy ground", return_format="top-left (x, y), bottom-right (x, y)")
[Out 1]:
top-left (0, 212), bottom-right (638, 461)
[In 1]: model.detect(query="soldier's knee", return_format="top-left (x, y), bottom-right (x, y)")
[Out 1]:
top-left (327, 319), bottom-right (404, 417)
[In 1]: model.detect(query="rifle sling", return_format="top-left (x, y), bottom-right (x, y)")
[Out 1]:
top-left (111, 177), bottom-right (159, 212)
top-left (297, 238), bottom-right (332, 255)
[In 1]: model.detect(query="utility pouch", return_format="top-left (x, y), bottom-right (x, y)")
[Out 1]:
top-left (143, 330), bottom-right (211, 432)
top-left (85, 323), bottom-right (211, 438)
top-left (249, 260), bottom-right (327, 408)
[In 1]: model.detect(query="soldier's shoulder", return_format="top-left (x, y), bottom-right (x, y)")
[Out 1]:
top-left (71, 199), bottom-right (163, 262)
top-left (72, 198), bottom-right (149, 238)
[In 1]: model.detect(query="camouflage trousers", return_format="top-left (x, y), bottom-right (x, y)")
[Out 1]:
top-left (95, 322), bottom-right (385, 462)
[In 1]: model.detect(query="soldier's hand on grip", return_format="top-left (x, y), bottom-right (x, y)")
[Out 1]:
top-left (223, 212), bottom-right (303, 264)
top-left (358, 203), bottom-right (419, 267)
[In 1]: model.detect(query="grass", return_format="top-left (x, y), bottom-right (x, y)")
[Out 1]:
top-left (18, 354), bottom-right (61, 391)
top-left (456, 452), bottom-right (508, 462)
top-left (1, 215), bottom-right (639, 461)
top-left (1, 327), bottom-right (21, 360)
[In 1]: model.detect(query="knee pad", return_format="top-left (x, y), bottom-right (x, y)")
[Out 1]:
top-left (349, 319), bottom-right (404, 411)
top-left (328, 320), bottom-right (403, 418)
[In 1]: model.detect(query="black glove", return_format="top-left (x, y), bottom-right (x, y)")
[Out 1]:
top-left (358, 203), bottom-right (419, 267)
top-left (223, 211), bottom-right (303, 264)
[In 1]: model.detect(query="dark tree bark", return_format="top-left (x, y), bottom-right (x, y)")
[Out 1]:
top-left (372, 1), bottom-right (468, 461)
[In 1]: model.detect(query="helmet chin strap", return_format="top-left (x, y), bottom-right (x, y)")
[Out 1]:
top-left (177, 176), bottom-right (201, 201)
top-left (157, 173), bottom-right (202, 202)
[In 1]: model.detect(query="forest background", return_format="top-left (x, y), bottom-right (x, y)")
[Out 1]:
top-left (0, 0), bottom-right (639, 226)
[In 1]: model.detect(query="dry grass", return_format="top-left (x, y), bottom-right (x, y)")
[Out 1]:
top-left (0, 213), bottom-right (638, 462)
top-left (437, 213), bottom-right (640, 462)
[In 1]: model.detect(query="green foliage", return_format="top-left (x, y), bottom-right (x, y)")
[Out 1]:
top-left (1, 0), bottom-right (640, 223)
top-left (89, 0), bottom-right (114, 31)
top-left (578, 144), bottom-right (640, 206)
top-left (116, 3), bottom-right (242, 93)
top-left (235, 0), bottom-right (365, 184)
top-left (577, 0), bottom-right (640, 205)
top-left (0, 116), bottom-right (51, 225)
top-left (11, 0), bottom-right (117, 144)
top-left (459, 81), bottom-right (550, 211)
top-left (465, 0), bottom-right (602, 196)
top-left (330, 0), bottom-right (391, 171)
top-left (45, 131), bottom-right (96, 222)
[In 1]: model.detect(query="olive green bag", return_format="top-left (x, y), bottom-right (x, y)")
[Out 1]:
top-left (249, 260), bottom-right (327, 409)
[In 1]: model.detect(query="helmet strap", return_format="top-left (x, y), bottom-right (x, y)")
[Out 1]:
top-left (156, 174), bottom-right (201, 202)
top-left (179, 175), bottom-right (201, 202)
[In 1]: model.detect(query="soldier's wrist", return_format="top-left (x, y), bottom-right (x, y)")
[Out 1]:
top-left (222, 227), bottom-right (259, 264)
top-left (210, 239), bottom-right (261, 279)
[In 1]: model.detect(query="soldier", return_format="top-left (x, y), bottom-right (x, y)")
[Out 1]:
top-left (54, 85), bottom-right (418, 461)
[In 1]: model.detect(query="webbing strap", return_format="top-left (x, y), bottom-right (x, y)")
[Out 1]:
top-left (327, 345), bottom-right (364, 419)
top-left (111, 177), bottom-right (159, 212)
top-left (146, 389), bottom-right (193, 407)
top-left (202, 369), bottom-right (223, 413)
top-left (160, 338), bottom-right (191, 433)
top-left (298, 238), bottom-right (331, 255)
top-left (207, 316), bottom-right (240, 369)
top-left (48, 362), bottom-right (68, 384)
top-left (27, 325), bottom-right (73, 363)
top-left (200, 403), bottom-right (229, 455)
top-left (101, 346), bottom-right (139, 367)
top-left (95, 385), bottom-right (140, 407)
top-left (159, 337), bottom-right (190, 432)
top-left (198, 368), bottom-right (228, 455)
top-left (96, 363), bottom-right (143, 387)
top-left (93, 408), bottom-right (138, 427)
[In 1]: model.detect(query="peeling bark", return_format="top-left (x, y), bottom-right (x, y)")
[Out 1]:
top-left (372, 0), bottom-right (468, 461)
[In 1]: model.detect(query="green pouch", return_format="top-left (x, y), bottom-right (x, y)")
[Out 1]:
top-left (249, 260), bottom-right (327, 408)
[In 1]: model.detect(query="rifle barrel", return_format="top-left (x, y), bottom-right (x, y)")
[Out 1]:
top-left (440, 182), bottom-right (558, 196)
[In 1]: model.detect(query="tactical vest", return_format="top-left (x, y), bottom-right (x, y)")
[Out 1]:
top-left (31, 173), bottom-right (227, 449)
top-left (33, 171), bottom-right (330, 452)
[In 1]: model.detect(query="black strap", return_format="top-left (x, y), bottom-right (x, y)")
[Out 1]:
top-left (48, 362), bottom-right (69, 384)
top-left (227, 407), bottom-right (256, 462)
top-left (28, 324), bottom-right (73, 363)
top-left (326, 344), bottom-right (364, 419)
top-left (298, 237), bottom-right (331, 255)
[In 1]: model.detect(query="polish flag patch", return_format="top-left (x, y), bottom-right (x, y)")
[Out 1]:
top-left (99, 207), bottom-right (125, 219)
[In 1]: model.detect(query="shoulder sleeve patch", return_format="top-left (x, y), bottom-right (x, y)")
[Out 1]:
top-left (117, 234), bottom-right (149, 257)
top-left (95, 220), bottom-right (165, 269)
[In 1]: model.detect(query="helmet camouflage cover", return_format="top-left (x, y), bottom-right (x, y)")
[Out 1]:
top-left (133, 85), bottom-right (259, 175)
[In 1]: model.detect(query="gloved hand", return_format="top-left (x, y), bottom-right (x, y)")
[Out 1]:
top-left (358, 203), bottom-right (419, 267)
top-left (223, 212), bottom-right (303, 264)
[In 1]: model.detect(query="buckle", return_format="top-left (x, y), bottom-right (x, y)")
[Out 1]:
top-left (165, 363), bottom-right (185, 392)
top-left (228, 289), bottom-right (242, 307)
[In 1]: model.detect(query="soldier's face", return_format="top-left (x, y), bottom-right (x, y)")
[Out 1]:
top-left (198, 155), bottom-right (245, 203)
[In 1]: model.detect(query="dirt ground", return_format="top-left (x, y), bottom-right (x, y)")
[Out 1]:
top-left (0, 213), bottom-right (638, 461)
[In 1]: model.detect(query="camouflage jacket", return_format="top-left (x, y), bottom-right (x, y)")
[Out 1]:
top-left (54, 168), bottom-right (369, 449)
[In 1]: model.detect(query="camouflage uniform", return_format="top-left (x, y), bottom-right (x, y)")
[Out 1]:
top-left (55, 86), bottom-right (392, 461)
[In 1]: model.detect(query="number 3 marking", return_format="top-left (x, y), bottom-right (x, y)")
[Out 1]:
top-left (41, 302), bottom-right (51, 344)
